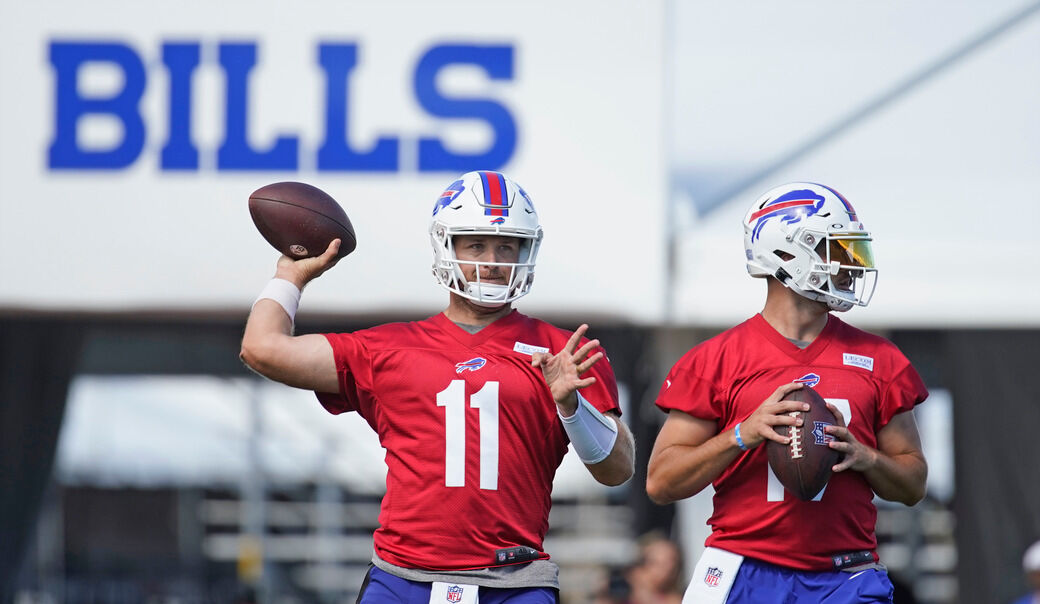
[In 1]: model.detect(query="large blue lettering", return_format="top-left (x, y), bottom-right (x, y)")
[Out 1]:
top-left (317, 44), bottom-right (399, 172)
top-left (217, 43), bottom-right (298, 171)
top-left (48, 42), bottom-right (146, 169)
top-left (46, 40), bottom-right (518, 173)
top-left (161, 42), bottom-right (201, 170)
top-left (414, 45), bottom-right (516, 172)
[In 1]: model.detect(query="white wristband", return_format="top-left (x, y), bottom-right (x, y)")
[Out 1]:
top-left (253, 278), bottom-right (301, 323)
top-left (559, 392), bottom-right (619, 464)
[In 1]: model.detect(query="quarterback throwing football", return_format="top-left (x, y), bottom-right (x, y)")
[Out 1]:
top-left (647, 183), bottom-right (928, 603)
top-left (241, 171), bottom-right (634, 603)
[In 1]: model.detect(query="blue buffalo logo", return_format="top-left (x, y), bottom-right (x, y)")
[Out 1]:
top-left (518, 185), bottom-right (536, 214)
top-left (749, 189), bottom-right (826, 242)
top-left (455, 357), bottom-right (487, 373)
top-left (434, 179), bottom-right (466, 216)
top-left (793, 373), bottom-right (820, 388)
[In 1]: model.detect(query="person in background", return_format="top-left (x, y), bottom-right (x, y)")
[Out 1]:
top-left (624, 531), bottom-right (683, 604)
top-left (1012, 540), bottom-right (1040, 604)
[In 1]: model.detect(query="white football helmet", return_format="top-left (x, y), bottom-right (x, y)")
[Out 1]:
top-left (743, 182), bottom-right (877, 312)
top-left (430, 171), bottom-right (543, 306)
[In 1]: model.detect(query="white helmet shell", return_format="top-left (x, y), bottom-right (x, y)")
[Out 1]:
top-left (743, 182), bottom-right (877, 312)
top-left (430, 171), bottom-right (543, 306)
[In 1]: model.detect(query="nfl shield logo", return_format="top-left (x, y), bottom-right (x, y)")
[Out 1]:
top-left (704, 566), bottom-right (722, 587)
top-left (446, 585), bottom-right (464, 603)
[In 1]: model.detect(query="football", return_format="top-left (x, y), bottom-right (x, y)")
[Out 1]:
top-left (248, 181), bottom-right (357, 260)
top-left (765, 386), bottom-right (841, 501)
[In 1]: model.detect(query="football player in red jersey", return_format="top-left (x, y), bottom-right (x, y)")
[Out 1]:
top-left (241, 170), bottom-right (635, 603)
top-left (646, 183), bottom-right (928, 603)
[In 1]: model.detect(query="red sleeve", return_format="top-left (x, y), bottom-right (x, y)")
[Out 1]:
top-left (655, 349), bottom-right (725, 421)
top-left (314, 331), bottom-right (374, 415)
top-left (878, 358), bottom-right (928, 427)
top-left (584, 345), bottom-right (621, 416)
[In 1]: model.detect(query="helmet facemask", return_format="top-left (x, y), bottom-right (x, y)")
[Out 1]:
top-left (786, 228), bottom-right (878, 312)
top-left (431, 226), bottom-right (542, 307)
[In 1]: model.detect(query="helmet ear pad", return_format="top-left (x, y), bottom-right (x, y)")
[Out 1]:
top-left (429, 171), bottom-right (543, 306)
top-left (743, 182), bottom-right (877, 311)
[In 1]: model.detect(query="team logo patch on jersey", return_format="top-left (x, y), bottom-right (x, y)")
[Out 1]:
top-left (793, 373), bottom-right (820, 388)
top-left (812, 421), bottom-right (834, 445)
top-left (455, 357), bottom-right (487, 373)
top-left (704, 566), bottom-right (723, 587)
top-left (513, 341), bottom-right (550, 356)
top-left (433, 179), bottom-right (465, 216)
top-left (843, 353), bottom-right (874, 371)
top-left (446, 585), bottom-right (464, 603)
top-left (749, 189), bottom-right (826, 243)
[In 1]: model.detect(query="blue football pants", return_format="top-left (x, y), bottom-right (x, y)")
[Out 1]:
top-left (725, 557), bottom-right (894, 603)
top-left (357, 566), bottom-right (559, 604)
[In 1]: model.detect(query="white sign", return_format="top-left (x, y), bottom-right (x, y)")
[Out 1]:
top-left (0, 2), bottom-right (667, 322)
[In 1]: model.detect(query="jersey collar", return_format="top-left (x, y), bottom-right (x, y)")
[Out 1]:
top-left (750, 312), bottom-right (839, 364)
top-left (430, 309), bottom-right (525, 349)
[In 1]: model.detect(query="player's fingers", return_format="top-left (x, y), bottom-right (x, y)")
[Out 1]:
top-left (576, 351), bottom-right (604, 374)
top-left (771, 411), bottom-right (803, 427)
top-left (531, 352), bottom-right (545, 368)
top-left (564, 324), bottom-right (589, 354)
top-left (768, 382), bottom-right (804, 402)
top-left (826, 403), bottom-right (847, 427)
top-left (773, 399), bottom-right (811, 415)
top-left (572, 339), bottom-right (600, 363)
top-left (319, 238), bottom-right (341, 261)
top-left (825, 425), bottom-right (852, 442)
top-left (762, 427), bottom-right (793, 445)
top-left (574, 376), bottom-right (598, 389)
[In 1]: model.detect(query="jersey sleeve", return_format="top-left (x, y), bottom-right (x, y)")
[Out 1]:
top-left (877, 353), bottom-right (929, 427)
top-left (655, 349), bottom-right (725, 421)
top-left (314, 331), bottom-right (374, 415)
top-left (587, 346), bottom-right (621, 415)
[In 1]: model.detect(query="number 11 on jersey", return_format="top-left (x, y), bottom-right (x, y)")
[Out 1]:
top-left (436, 380), bottom-right (500, 490)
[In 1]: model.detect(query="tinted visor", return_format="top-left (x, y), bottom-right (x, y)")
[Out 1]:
top-left (828, 238), bottom-right (875, 269)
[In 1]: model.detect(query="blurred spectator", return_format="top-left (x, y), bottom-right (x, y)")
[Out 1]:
top-left (591, 532), bottom-right (684, 604)
top-left (1011, 540), bottom-right (1040, 604)
top-left (626, 531), bottom-right (684, 604)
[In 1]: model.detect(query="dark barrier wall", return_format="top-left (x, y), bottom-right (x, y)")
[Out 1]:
top-left (945, 331), bottom-right (1040, 604)
top-left (0, 319), bottom-right (82, 603)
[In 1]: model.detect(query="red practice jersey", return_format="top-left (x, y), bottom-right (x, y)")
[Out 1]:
top-left (655, 314), bottom-right (927, 570)
top-left (317, 310), bottom-right (620, 571)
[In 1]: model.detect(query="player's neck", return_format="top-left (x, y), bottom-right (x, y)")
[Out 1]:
top-left (443, 294), bottom-right (513, 331)
top-left (760, 280), bottom-right (830, 343)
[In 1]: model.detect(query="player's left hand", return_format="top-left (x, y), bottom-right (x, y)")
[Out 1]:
top-left (825, 403), bottom-right (878, 473)
top-left (532, 323), bottom-right (603, 415)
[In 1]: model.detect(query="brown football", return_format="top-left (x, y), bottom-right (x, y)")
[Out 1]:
top-left (766, 386), bottom-right (841, 501)
top-left (248, 181), bottom-right (356, 260)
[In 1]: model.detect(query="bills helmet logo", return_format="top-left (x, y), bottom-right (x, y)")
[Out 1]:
top-left (446, 585), bottom-right (464, 603)
top-left (812, 420), bottom-right (834, 445)
top-left (704, 566), bottom-right (723, 587)
top-left (748, 189), bottom-right (826, 243)
top-left (793, 373), bottom-right (820, 388)
top-left (433, 179), bottom-right (466, 216)
top-left (518, 185), bottom-right (536, 214)
top-left (455, 357), bottom-right (487, 373)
